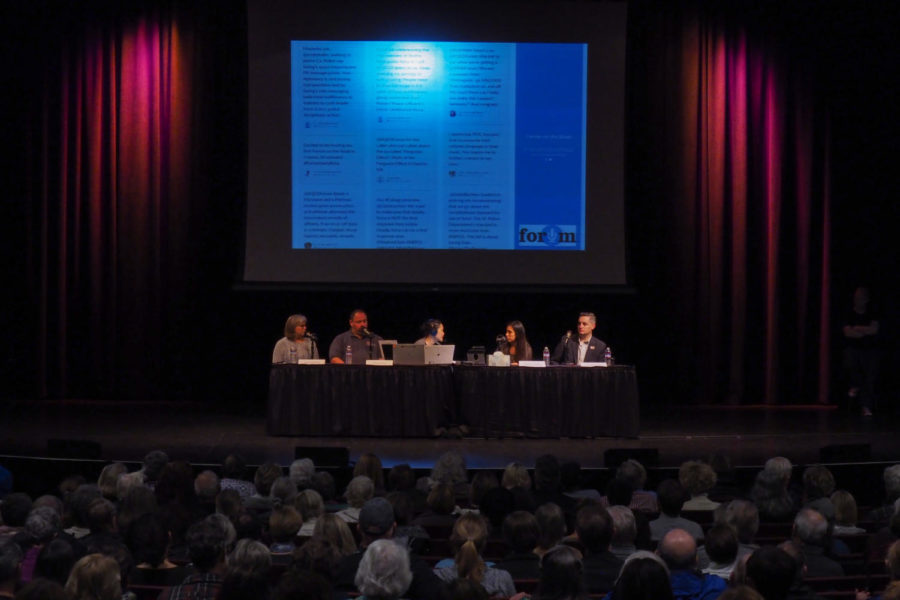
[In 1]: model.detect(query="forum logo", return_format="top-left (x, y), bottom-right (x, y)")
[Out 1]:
top-left (517, 225), bottom-right (578, 248)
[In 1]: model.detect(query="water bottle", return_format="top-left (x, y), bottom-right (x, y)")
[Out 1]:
top-left (289, 346), bottom-right (296, 364)
top-left (345, 344), bottom-right (352, 364)
top-left (604, 346), bottom-right (613, 365)
top-left (542, 346), bottom-right (550, 366)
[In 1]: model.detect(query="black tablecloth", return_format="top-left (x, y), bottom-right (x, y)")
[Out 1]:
top-left (267, 364), bottom-right (639, 438)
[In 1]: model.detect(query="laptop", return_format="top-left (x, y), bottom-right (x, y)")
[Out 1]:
top-left (393, 343), bottom-right (455, 365)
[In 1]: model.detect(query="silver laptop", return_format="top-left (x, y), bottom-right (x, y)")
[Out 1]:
top-left (393, 343), bottom-right (455, 365)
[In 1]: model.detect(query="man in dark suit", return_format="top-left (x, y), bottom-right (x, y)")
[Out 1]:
top-left (551, 312), bottom-right (608, 364)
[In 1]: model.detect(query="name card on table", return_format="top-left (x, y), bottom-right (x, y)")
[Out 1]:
top-left (365, 359), bottom-right (394, 366)
top-left (517, 360), bottom-right (547, 368)
top-left (578, 362), bottom-right (608, 368)
top-left (297, 359), bottom-right (326, 365)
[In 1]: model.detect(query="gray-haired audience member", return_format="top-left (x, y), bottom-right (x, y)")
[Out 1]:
top-left (608, 505), bottom-right (638, 561)
top-left (751, 469), bottom-right (796, 522)
top-left (658, 529), bottom-right (727, 599)
top-left (338, 476), bottom-right (375, 523)
top-left (354, 539), bottom-right (412, 600)
top-left (289, 458), bottom-right (315, 489)
top-left (616, 459), bottom-right (659, 513)
top-left (206, 513), bottom-right (237, 550)
top-left (226, 538), bottom-right (271, 577)
top-left (25, 506), bottom-right (61, 544)
top-left (792, 508), bottom-right (843, 577)
top-left (868, 465), bottom-right (900, 523)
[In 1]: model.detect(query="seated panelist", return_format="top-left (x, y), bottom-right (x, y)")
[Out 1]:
top-left (499, 320), bottom-right (533, 365)
top-left (414, 319), bottom-right (445, 346)
top-left (272, 314), bottom-right (319, 363)
top-left (328, 309), bottom-right (384, 364)
top-left (551, 312), bottom-right (607, 365)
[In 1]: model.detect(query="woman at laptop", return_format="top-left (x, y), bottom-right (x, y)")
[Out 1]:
top-left (414, 318), bottom-right (445, 345)
top-left (500, 320), bottom-right (533, 364)
top-left (272, 314), bottom-right (320, 363)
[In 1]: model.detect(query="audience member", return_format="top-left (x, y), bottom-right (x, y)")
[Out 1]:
top-left (355, 453), bottom-right (387, 496)
top-left (792, 508), bottom-right (843, 577)
top-left (751, 470), bottom-right (796, 522)
top-left (700, 524), bottom-right (739, 579)
top-left (495, 511), bottom-right (541, 579)
top-left (138, 450), bottom-right (170, 490)
top-left (0, 539), bottom-right (23, 599)
top-left (745, 546), bottom-right (796, 600)
top-left (501, 463), bottom-right (532, 491)
top-left (801, 467), bottom-right (836, 522)
top-left (245, 463), bottom-right (282, 519)
top-left (116, 485), bottom-right (158, 537)
top-left (354, 539), bottom-right (412, 600)
top-left (386, 491), bottom-right (428, 554)
top-left (65, 553), bottom-right (121, 600)
top-left (707, 453), bottom-right (741, 503)
top-left (215, 489), bottom-right (243, 523)
top-left (338, 476), bottom-right (375, 524)
top-left (776, 540), bottom-right (820, 600)
top-left (679, 462), bottom-right (720, 512)
top-left (413, 483), bottom-right (459, 530)
top-left (294, 489), bottom-right (324, 537)
top-left (428, 452), bottom-right (471, 501)
top-left (159, 519), bottom-right (228, 600)
top-left (605, 478), bottom-right (653, 550)
top-left (272, 569), bottom-right (331, 600)
top-left (288, 458), bottom-right (315, 490)
top-left (335, 497), bottom-right (441, 599)
top-left (831, 490), bottom-right (866, 534)
top-left (312, 513), bottom-right (357, 556)
top-left (96, 463), bottom-right (128, 502)
top-left (657, 529), bottom-right (727, 600)
top-left (126, 512), bottom-right (194, 586)
top-left (290, 536), bottom-right (343, 581)
top-left (650, 480), bottom-right (704, 542)
top-left (268, 506), bottom-right (302, 557)
top-left (608, 505), bottom-right (639, 561)
top-left (479, 487), bottom-right (515, 536)
top-left (18, 506), bottom-right (61, 582)
top-left (34, 538), bottom-right (77, 585)
top-left (13, 578), bottom-right (68, 600)
top-left (531, 544), bottom-right (590, 600)
top-left (220, 455), bottom-right (258, 501)
top-left (574, 504), bottom-right (623, 594)
top-left (868, 466), bottom-right (900, 523)
top-left (469, 471), bottom-right (500, 511)
top-left (614, 460), bottom-right (658, 514)
top-left (698, 500), bottom-right (760, 569)
top-left (535, 503), bottom-right (567, 557)
top-left (220, 538), bottom-right (271, 600)
top-left (194, 470), bottom-right (220, 516)
top-left (561, 461), bottom-right (602, 502)
top-left (610, 550), bottom-right (674, 600)
top-left (432, 513), bottom-right (515, 597)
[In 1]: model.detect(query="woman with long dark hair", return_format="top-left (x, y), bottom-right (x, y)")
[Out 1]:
top-left (501, 320), bottom-right (533, 364)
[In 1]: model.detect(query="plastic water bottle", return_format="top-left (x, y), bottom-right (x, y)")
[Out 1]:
top-left (289, 346), bottom-right (296, 364)
top-left (345, 344), bottom-right (352, 364)
top-left (604, 346), bottom-right (613, 365)
top-left (542, 346), bottom-right (550, 366)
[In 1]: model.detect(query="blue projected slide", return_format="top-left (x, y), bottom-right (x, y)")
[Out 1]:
top-left (291, 41), bottom-right (586, 251)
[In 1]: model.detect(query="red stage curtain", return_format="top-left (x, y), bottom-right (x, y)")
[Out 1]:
top-left (631, 3), bottom-right (832, 405)
top-left (29, 4), bottom-right (198, 399)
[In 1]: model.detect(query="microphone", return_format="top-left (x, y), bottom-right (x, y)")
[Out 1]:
top-left (562, 330), bottom-right (573, 343)
top-left (307, 332), bottom-right (318, 341)
top-left (362, 328), bottom-right (373, 338)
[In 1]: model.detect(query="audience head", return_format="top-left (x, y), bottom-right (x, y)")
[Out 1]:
top-left (358, 497), bottom-right (397, 542)
top-left (534, 454), bottom-right (562, 493)
top-left (291, 537), bottom-right (343, 579)
top-left (125, 512), bottom-right (170, 567)
top-left (85, 498), bottom-right (117, 534)
top-left (233, 510), bottom-right (262, 542)
top-left (426, 483), bottom-right (456, 515)
top-left (385, 491), bottom-right (414, 527)
top-left (657, 528), bottom-right (697, 570)
top-left (354, 539), bottom-right (412, 600)
top-left (313, 513), bottom-right (357, 555)
top-left (35, 538), bottom-right (77, 585)
top-left (616, 459), bottom-right (649, 491)
top-left (885, 539), bottom-right (900, 579)
top-left (719, 499), bottom-right (760, 544)
top-left (501, 462), bottom-right (532, 490)
top-left (830, 490), bottom-right (859, 527)
top-left (752, 469), bottom-right (789, 502)
top-left (679, 461), bottom-right (717, 497)
top-left (154, 460), bottom-right (197, 506)
top-left (194, 469), bottom-right (220, 503)
top-left (289, 458), bottom-right (315, 488)
top-left (657, 479), bottom-right (688, 517)
top-left (576, 504), bottom-right (614, 554)
top-left (66, 485), bottom-right (101, 528)
top-left (451, 513), bottom-right (489, 585)
top-left (269, 505), bottom-right (303, 543)
top-left (613, 551), bottom-right (673, 600)
top-left (310, 471), bottom-right (336, 501)
top-left (479, 487), bottom-right (515, 531)
top-left (226, 538), bottom-right (271, 578)
top-left (705, 523), bottom-right (739, 566)
top-left (354, 453), bottom-right (385, 491)
top-left (431, 451), bottom-right (468, 487)
top-left (470, 471), bottom-right (499, 507)
top-left (97, 463), bottom-right (128, 500)
top-left (185, 519), bottom-right (228, 573)
top-left (142, 450), bottom-right (169, 483)
top-left (270, 475), bottom-right (298, 507)
top-left (253, 462), bottom-right (283, 496)
top-left (387, 464), bottom-right (416, 492)
top-left (345, 475), bottom-right (375, 509)
top-left (537, 544), bottom-right (587, 599)
top-left (0, 539), bottom-right (23, 590)
top-left (535, 502), bottom-right (566, 550)
top-left (65, 553), bottom-right (121, 600)
top-left (802, 466), bottom-right (835, 501)
top-left (746, 546), bottom-right (797, 600)
top-left (884, 582), bottom-right (900, 600)
top-left (1, 493), bottom-right (33, 528)
top-left (24, 505), bottom-right (61, 543)
top-left (884, 465), bottom-right (900, 503)
top-left (608, 505), bottom-right (637, 547)
top-left (216, 488), bottom-right (242, 520)
top-left (293, 488), bottom-right (324, 522)
top-left (793, 508), bottom-right (828, 547)
top-left (502, 510), bottom-right (540, 554)
top-left (764, 457), bottom-right (793, 486)
top-left (115, 473), bottom-right (143, 504)
top-left (222, 454), bottom-right (248, 480)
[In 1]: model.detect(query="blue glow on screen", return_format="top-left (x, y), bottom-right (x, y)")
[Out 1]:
top-left (291, 40), bottom-right (587, 251)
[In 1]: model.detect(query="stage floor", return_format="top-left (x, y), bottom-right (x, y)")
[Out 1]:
top-left (3, 399), bottom-right (899, 469)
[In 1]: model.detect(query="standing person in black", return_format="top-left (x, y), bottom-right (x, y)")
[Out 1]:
top-left (842, 286), bottom-right (880, 417)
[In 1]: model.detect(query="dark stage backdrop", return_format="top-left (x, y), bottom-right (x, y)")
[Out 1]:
top-left (3, 1), bottom-right (898, 408)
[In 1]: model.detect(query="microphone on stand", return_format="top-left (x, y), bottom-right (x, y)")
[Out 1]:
top-left (307, 332), bottom-right (318, 341)
top-left (362, 328), bottom-right (373, 338)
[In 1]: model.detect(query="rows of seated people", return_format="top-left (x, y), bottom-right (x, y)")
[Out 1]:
top-left (1, 451), bottom-right (900, 600)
